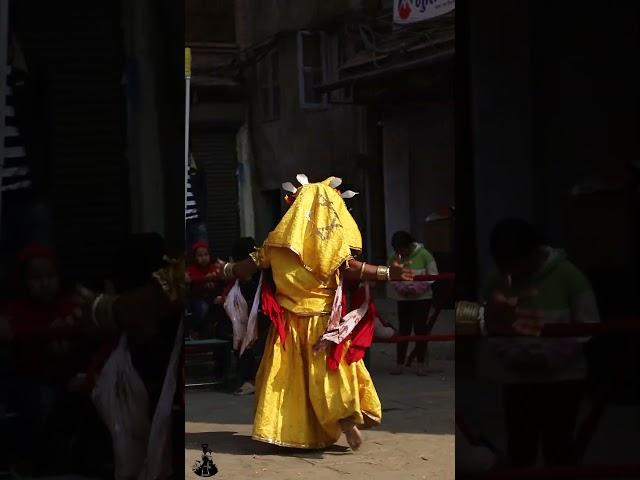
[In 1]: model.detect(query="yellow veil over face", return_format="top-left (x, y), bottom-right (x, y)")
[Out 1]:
top-left (265, 177), bottom-right (362, 281)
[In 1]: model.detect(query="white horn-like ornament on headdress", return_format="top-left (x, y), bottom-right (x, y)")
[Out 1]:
top-left (282, 182), bottom-right (297, 194)
top-left (296, 174), bottom-right (309, 185)
top-left (329, 177), bottom-right (343, 189)
top-left (340, 190), bottom-right (359, 199)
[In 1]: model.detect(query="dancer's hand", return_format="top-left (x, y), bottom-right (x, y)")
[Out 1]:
top-left (113, 283), bottom-right (173, 337)
top-left (484, 276), bottom-right (543, 336)
top-left (52, 298), bottom-right (83, 329)
top-left (209, 260), bottom-right (226, 281)
top-left (74, 285), bottom-right (101, 335)
top-left (390, 261), bottom-right (414, 282)
top-left (312, 338), bottom-right (331, 354)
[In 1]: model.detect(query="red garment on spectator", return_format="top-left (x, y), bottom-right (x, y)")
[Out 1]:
top-left (191, 240), bottom-right (209, 253)
top-left (14, 242), bottom-right (56, 290)
top-left (187, 263), bottom-right (219, 299)
top-left (5, 295), bottom-right (79, 376)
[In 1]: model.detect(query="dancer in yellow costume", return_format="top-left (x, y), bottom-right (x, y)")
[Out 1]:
top-left (217, 176), bottom-right (413, 450)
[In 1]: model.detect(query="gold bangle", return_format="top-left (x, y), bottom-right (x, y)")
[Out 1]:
top-left (224, 262), bottom-right (235, 279)
top-left (376, 265), bottom-right (390, 281)
top-left (343, 257), bottom-right (353, 271)
top-left (359, 262), bottom-right (366, 279)
top-left (455, 301), bottom-right (481, 335)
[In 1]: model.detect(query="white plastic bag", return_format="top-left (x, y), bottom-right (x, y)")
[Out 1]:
top-left (239, 272), bottom-right (263, 355)
top-left (92, 334), bottom-right (150, 480)
top-left (93, 323), bottom-right (184, 480)
top-left (139, 321), bottom-right (183, 480)
top-left (224, 280), bottom-right (249, 351)
top-left (455, 424), bottom-right (496, 475)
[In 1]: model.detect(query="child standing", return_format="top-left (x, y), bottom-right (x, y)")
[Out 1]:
top-left (388, 231), bottom-right (438, 376)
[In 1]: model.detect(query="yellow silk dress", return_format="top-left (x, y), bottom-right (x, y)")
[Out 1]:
top-left (249, 180), bottom-right (382, 449)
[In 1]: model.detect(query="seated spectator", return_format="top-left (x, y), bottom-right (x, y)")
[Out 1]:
top-left (186, 240), bottom-right (224, 339)
top-left (1, 243), bottom-right (89, 475)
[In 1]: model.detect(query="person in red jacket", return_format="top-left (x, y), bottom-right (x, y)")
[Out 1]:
top-left (1, 243), bottom-right (86, 474)
top-left (186, 240), bottom-right (223, 338)
top-left (3, 243), bottom-right (91, 381)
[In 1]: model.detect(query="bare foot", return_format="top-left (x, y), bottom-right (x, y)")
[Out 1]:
top-left (340, 419), bottom-right (363, 451)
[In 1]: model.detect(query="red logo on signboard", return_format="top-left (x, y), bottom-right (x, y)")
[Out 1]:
top-left (398, 0), bottom-right (412, 20)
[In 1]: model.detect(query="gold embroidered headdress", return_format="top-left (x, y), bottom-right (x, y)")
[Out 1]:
top-left (266, 175), bottom-right (362, 281)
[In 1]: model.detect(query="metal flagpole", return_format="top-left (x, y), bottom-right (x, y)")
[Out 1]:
top-left (0, 0), bottom-right (10, 230)
top-left (185, 47), bottom-right (191, 236)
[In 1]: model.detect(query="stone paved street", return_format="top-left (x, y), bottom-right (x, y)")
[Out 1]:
top-left (185, 304), bottom-right (455, 480)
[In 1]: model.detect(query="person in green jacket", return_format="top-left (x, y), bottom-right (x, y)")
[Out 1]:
top-left (480, 218), bottom-right (599, 467)
top-left (388, 231), bottom-right (439, 376)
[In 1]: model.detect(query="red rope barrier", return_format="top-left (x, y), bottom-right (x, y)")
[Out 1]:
top-left (374, 334), bottom-right (455, 343)
top-left (373, 319), bottom-right (640, 342)
top-left (463, 463), bottom-right (640, 480)
top-left (412, 273), bottom-right (456, 282)
top-left (541, 318), bottom-right (640, 336)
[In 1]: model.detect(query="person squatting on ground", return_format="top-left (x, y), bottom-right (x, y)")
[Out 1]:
top-left (213, 175), bottom-right (413, 451)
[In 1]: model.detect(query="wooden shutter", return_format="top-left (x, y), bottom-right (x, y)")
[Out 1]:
top-left (17, 1), bottom-right (129, 285)
top-left (190, 128), bottom-right (239, 260)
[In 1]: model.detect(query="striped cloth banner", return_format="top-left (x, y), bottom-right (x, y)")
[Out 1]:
top-left (2, 65), bottom-right (31, 193)
top-left (185, 154), bottom-right (198, 221)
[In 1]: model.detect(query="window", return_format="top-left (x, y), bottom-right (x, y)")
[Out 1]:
top-left (259, 50), bottom-right (280, 121)
top-left (326, 30), bottom-right (353, 103)
top-left (297, 31), bottom-right (327, 109)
